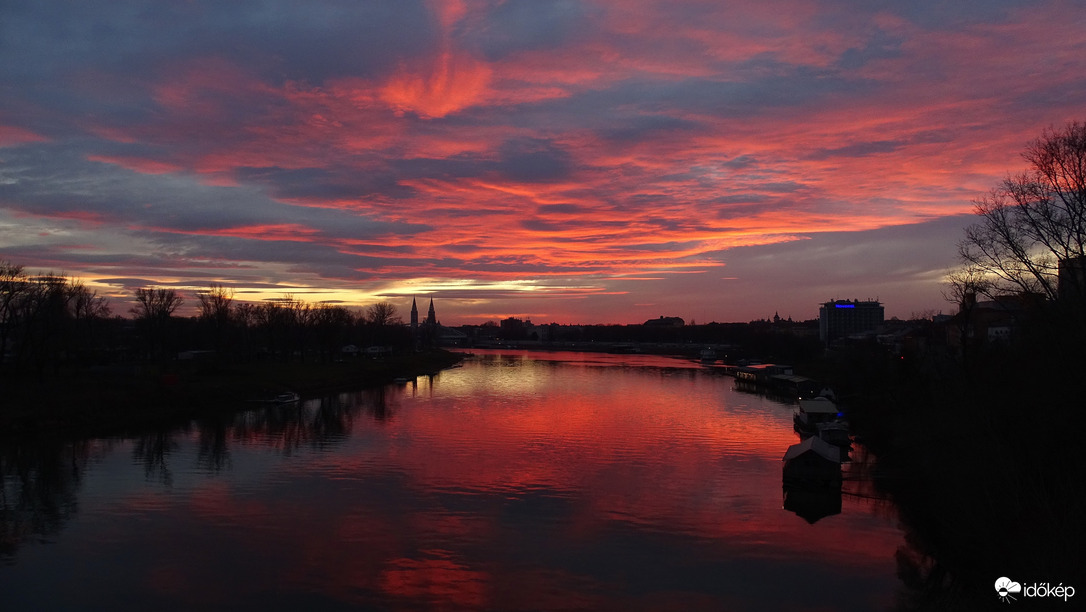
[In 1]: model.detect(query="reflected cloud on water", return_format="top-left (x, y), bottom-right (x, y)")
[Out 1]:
top-left (1, 352), bottom-right (917, 610)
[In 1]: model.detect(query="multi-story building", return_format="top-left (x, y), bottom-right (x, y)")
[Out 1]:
top-left (818, 299), bottom-right (884, 344)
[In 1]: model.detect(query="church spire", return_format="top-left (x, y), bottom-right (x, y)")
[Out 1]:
top-left (426, 298), bottom-right (437, 326)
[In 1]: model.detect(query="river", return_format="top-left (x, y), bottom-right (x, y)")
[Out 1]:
top-left (1, 350), bottom-right (903, 610)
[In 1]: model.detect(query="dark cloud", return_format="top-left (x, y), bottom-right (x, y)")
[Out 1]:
top-left (392, 155), bottom-right (501, 182)
top-left (496, 138), bottom-right (573, 183)
top-left (0, 1), bottom-right (436, 84)
top-left (0, 142), bottom-right (427, 243)
top-left (598, 115), bottom-right (702, 145)
top-left (807, 140), bottom-right (907, 160)
top-left (0, 1), bottom-right (438, 142)
top-left (849, 0), bottom-right (1034, 29)
top-left (705, 215), bottom-right (975, 310)
top-left (465, 0), bottom-right (598, 60)
top-left (235, 166), bottom-right (417, 201)
top-left (390, 138), bottom-right (573, 184)
top-left (537, 204), bottom-right (590, 215)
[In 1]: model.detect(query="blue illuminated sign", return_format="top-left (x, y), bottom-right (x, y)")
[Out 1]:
top-left (835, 304), bottom-right (855, 308)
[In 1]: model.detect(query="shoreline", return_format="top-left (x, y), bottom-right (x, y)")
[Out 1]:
top-left (0, 349), bottom-right (465, 439)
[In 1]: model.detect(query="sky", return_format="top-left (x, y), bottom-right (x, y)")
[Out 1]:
top-left (1, 1), bottom-right (1084, 325)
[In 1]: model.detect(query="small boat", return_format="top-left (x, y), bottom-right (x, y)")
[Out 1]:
top-left (272, 392), bottom-right (301, 404)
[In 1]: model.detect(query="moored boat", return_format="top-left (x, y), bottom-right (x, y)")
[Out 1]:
top-left (815, 420), bottom-right (851, 447)
top-left (794, 397), bottom-right (841, 434)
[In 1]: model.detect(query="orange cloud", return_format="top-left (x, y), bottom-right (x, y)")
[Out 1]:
top-left (13, 0), bottom-right (1079, 323)
top-left (379, 51), bottom-right (493, 119)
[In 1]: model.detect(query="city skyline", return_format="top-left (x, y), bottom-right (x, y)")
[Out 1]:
top-left (2, 1), bottom-right (1084, 324)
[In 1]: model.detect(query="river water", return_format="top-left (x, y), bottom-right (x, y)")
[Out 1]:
top-left (1, 350), bottom-right (903, 610)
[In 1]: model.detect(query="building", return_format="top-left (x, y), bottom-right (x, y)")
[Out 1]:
top-left (735, 363), bottom-right (794, 384)
top-left (1058, 255), bottom-right (1086, 302)
top-left (818, 299), bottom-right (884, 345)
top-left (410, 297), bottom-right (439, 348)
top-left (946, 293), bottom-right (1041, 352)
top-left (643, 316), bottom-right (685, 327)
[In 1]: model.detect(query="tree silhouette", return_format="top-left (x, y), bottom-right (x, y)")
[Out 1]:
top-left (196, 284), bottom-right (234, 356)
top-left (959, 121), bottom-right (1086, 300)
top-left (366, 301), bottom-right (400, 327)
top-left (130, 287), bottom-right (184, 361)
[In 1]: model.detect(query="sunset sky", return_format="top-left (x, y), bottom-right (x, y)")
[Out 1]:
top-left (2, 1), bottom-right (1084, 324)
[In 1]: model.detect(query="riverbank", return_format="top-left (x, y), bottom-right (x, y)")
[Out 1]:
top-left (822, 336), bottom-right (1086, 607)
top-left (0, 349), bottom-right (464, 438)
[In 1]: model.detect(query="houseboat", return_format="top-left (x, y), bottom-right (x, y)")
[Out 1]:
top-left (794, 397), bottom-right (842, 434)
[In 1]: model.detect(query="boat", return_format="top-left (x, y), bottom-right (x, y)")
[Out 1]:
top-left (794, 397), bottom-right (841, 434)
top-left (782, 437), bottom-right (843, 523)
top-left (815, 420), bottom-right (851, 447)
top-left (782, 437), bottom-right (843, 481)
top-left (699, 348), bottom-right (718, 364)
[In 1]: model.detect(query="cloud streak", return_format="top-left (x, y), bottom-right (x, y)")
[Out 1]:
top-left (1, 0), bottom-right (1083, 322)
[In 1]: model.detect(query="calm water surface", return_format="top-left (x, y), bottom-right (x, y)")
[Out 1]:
top-left (2, 350), bottom-right (902, 610)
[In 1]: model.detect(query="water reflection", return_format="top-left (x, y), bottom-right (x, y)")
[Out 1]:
top-left (1, 439), bottom-right (92, 559)
top-left (2, 350), bottom-right (907, 610)
top-left (134, 431), bottom-right (178, 485)
top-left (782, 438), bottom-right (843, 525)
top-left (3, 387), bottom-right (402, 561)
top-left (783, 481), bottom-right (842, 524)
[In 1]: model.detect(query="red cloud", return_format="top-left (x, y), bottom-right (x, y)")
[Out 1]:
top-left (24, 0), bottom-right (1079, 322)
top-left (380, 51), bottom-right (493, 119)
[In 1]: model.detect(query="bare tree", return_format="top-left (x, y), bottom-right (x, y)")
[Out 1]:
top-left (1, 263), bottom-right (116, 372)
top-left (16, 274), bottom-right (73, 375)
top-left (311, 304), bottom-right (356, 361)
top-left (130, 288), bottom-right (184, 321)
top-left (942, 265), bottom-right (994, 313)
top-left (366, 302), bottom-right (401, 327)
top-left (196, 284), bottom-right (234, 355)
top-left (130, 288), bottom-right (184, 360)
top-left (71, 282), bottom-right (111, 321)
top-left (70, 281), bottom-right (111, 364)
top-left (0, 262), bottom-right (28, 367)
top-left (255, 295), bottom-right (310, 361)
top-left (942, 265), bottom-right (997, 364)
top-left (196, 284), bottom-right (234, 324)
top-left (959, 121), bottom-right (1086, 301)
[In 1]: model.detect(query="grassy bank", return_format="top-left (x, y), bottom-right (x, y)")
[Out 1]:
top-left (1, 349), bottom-right (464, 438)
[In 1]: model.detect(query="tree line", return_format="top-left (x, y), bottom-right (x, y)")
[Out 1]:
top-left (0, 263), bottom-right (111, 377)
top-left (0, 266), bottom-right (412, 378)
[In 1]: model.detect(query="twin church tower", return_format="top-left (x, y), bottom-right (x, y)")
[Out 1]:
top-left (409, 297), bottom-right (438, 347)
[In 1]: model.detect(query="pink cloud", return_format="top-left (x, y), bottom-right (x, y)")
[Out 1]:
top-left (0, 124), bottom-right (48, 147)
top-left (7, 0), bottom-right (1081, 322)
